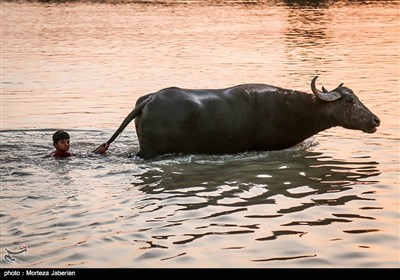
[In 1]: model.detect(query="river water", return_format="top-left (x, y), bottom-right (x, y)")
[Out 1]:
top-left (1, 0), bottom-right (399, 268)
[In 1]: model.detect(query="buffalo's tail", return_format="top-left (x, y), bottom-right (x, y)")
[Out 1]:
top-left (94, 96), bottom-right (153, 152)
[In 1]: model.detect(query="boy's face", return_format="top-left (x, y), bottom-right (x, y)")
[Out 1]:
top-left (54, 138), bottom-right (70, 151)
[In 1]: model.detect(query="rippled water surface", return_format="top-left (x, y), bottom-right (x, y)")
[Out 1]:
top-left (1, 0), bottom-right (399, 268)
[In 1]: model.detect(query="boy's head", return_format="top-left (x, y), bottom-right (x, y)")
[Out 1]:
top-left (53, 130), bottom-right (70, 151)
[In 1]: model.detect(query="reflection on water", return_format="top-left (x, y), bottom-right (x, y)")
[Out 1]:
top-left (1, 0), bottom-right (399, 268)
top-left (138, 150), bottom-right (380, 212)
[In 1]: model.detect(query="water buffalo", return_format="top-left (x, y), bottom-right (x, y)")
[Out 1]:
top-left (95, 76), bottom-right (380, 159)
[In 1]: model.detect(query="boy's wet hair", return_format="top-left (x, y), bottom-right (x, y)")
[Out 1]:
top-left (53, 130), bottom-right (70, 144)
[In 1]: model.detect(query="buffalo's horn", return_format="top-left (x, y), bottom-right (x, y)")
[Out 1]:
top-left (333, 83), bottom-right (344, 92)
top-left (311, 76), bottom-right (344, 101)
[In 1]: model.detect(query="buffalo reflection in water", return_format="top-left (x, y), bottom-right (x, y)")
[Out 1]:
top-left (132, 148), bottom-right (380, 213)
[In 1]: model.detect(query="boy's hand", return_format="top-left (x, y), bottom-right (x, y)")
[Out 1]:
top-left (93, 143), bottom-right (109, 154)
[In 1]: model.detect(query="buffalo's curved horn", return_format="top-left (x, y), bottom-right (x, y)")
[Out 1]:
top-left (311, 76), bottom-right (344, 101)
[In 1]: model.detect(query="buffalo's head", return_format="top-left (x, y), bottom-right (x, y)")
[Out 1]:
top-left (311, 76), bottom-right (380, 133)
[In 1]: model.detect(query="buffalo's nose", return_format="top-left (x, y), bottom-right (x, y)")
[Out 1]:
top-left (373, 116), bottom-right (381, 127)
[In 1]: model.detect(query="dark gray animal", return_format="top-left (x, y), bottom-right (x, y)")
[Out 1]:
top-left (96, 76), bottom-right (380, 159)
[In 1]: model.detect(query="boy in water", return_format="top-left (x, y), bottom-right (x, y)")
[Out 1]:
top-left (52, 129), bottom-right (108, 158)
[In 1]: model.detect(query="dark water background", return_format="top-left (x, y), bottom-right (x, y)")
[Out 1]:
top-left (1, 0), bottom-right (399, 267)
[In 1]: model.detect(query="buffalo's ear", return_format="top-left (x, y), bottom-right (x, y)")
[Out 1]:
top-left (344, 94), bottom-right (356, 104)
